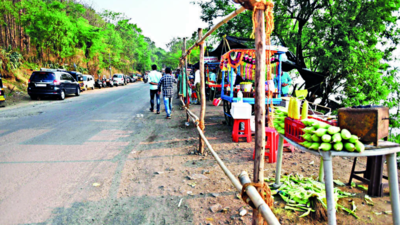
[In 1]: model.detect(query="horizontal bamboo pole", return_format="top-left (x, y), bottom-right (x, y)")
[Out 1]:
top-left (179, 101), bottom-right (280, 224)
top-left (239, 171), bottom-right (281, 225)
top-left (180, 98), bottom-right (242, 190)
top-left (181, 6), bottom-right (246, 59)
top-left (180, 98), bottom-right (199, 122)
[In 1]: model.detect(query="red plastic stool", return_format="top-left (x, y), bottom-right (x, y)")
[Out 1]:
top-left (283, 140), bottom-right (295, 153)
top-left (252, 128), bottom-right (294, 163)
top-left (232, 119), bottom-right (252, 143)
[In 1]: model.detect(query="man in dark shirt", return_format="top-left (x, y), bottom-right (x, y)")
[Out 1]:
top-left (158, 67), bottom-right (176, 119)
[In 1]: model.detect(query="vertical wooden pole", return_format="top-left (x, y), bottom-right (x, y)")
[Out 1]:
top-left (198, 28), bottom-right (206, 155)
top-left (183, 38), bottom-right (190, 124)
top-left (253, 8), bottom-right (266, 225)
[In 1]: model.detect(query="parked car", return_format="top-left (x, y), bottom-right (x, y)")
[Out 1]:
top-left (113, 74), bottom-right (125, 86)
top-left (82, 75), bottom-right (95, 91)
top-left (28, 70), bottom-right (80, 100)
top-left (65, 71), bottom-right (84, 91)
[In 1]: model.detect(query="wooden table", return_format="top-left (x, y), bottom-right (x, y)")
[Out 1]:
top-left (273, 135), bottom-right (400, 225)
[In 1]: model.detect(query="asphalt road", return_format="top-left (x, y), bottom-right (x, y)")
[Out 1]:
top-left (0, 82), bottom-right (183, 224)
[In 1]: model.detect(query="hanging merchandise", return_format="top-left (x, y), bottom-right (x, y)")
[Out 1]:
top-left (247, 54), bottom-right (253, 80)
top-left (252, 53), bottom-right (256, 81)
top-left (228, 51), bottom-right (243, 68)
top-left (242, 54), bottom-right (248, 80)
top-left (221, 58), bottom-right (229, 71)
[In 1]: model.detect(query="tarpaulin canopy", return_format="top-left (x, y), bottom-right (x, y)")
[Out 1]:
top-left (208, 36), bottom-right (252, 58)
top-left (201, 35), bottom-right (329, 99)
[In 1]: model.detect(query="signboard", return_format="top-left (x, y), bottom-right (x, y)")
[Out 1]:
top-left (205, 56), bottom-right (219, 63)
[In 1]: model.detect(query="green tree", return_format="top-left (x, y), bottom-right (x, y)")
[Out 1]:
top-left (194, 0), bottom-right (400, 107)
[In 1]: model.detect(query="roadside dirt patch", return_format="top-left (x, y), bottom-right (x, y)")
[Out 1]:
top-left (116, 100), bottom-right (397, 225)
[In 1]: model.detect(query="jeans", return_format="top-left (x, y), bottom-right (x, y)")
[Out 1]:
top-left (163, 96), bottom-right (172, 117)
top-left (282, 93), bottom-right (289, 97)
top-left (150, 90), bottom-right (160, 112)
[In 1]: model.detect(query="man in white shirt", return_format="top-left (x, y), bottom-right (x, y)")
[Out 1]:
top-left (193, 67), bottom-right (201, 104)
top-left (148, 64), bottom-right (162, 113)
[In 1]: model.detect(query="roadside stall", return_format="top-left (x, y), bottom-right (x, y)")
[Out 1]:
top-left (270, 99), bottom-right (400, 225)
top-left (219, 47), bottom-right (288, 125)
top-left (205, 62), bottom-right (229, 101)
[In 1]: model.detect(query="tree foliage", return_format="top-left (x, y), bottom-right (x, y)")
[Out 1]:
top-left (194, 0), bottom-right (400, 108)
top-left (0, 0), bottom-right (179, 76)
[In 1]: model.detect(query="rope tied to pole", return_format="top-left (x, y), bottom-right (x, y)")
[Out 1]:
top-left (250, 0), bottom-right (275, 42)
top-left (249, 0), bottom-right (276, 127)
top-left (241, 182), bottom-right (274, 209)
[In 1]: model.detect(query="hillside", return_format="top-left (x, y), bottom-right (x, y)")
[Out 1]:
top-left (0, 0), bottom-right (180, 94)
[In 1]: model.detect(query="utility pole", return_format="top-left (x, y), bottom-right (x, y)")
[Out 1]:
top-left (109, 53), bottom-right (112, 78)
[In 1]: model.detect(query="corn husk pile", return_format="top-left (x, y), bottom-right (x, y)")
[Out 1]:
top-left (266, 175), bottom-right (359, 219)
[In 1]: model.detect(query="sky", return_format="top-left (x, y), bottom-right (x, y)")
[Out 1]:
top-left (91, 0), bottom-right (210, 50)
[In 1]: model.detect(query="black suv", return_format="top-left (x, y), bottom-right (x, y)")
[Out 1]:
top-left (28, 71), bottom-right (80, 100)
top-left (65, 71), bottom-right (84, 90)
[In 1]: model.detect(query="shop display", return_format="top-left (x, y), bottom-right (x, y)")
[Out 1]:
top-left (271, 97), bottom-right (367, 153)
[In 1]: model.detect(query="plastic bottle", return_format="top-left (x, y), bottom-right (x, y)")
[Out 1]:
top-left (237, 90), bottom-right (243, 103)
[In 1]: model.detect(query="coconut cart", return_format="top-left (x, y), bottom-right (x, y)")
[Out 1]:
top-left (219, 46), bottom-right (288, 125)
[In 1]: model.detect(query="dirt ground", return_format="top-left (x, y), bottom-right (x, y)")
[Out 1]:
top-left (0, 87), bottom-right (31, 108)
top-left (126, 98), bottom-right (398, 225)
top-left (1, 84), bottom-right (398, 225)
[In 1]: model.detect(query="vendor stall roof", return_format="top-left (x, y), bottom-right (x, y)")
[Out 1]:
top-left (208, 36), bottom-right (252, 58)
top-left (204, 35), bottom-right (329, 99)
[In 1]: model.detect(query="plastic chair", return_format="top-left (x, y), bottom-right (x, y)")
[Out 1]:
top-left (252, 128), bottom-right (294, 163)
top-left (232, 119), bottom-right (251, 143)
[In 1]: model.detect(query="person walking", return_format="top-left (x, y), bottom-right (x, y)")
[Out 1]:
top-left (157, 67), bottom-right (176, 119)
top-left (193, 66), bottom-right (201, 104)
top-left (148, 65), bottom-right (162, 114)
top-left (176, 69), bottom-right (181, 99)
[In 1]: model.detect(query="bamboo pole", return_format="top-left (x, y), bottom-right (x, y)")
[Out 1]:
top-left (181, 6), bottom-right (246, 59)
top-left (180, 100), bottom-right (280, 224)
top-left (253, 8), bottom-right (266, 225)
top-left (182, 38), bottom-right (190, 125)
top-left (198, 28), bottom-right (206, 155)
top-left (239, 171), bottom-right (280, 225)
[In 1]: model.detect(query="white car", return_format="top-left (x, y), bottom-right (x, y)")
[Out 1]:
top-left (82, 75), bottom-right (95, 91)
top-left (112, 74), bottom-right (125, 86)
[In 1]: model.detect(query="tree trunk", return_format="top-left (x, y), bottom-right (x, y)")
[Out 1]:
top-left (0, 24), bottom-right (3, 47)
top-left (4, 14), bottom-right (9, 49)
top-left (8, 15), bottom-right (13, 49)
top-left (253, 8), bottom-right (266, 225)
top-left (26, 34), bottom-right (30, 53)
top-left (296, 20), bottom-right (307, 68)
top-left (19, 9), bottom-right (23, 51)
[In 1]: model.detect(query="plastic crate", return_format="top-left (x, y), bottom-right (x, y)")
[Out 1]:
top-left (284, 116), bottom-right (337, 143)
top-left (284, 117), bottom-right (305, 142)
